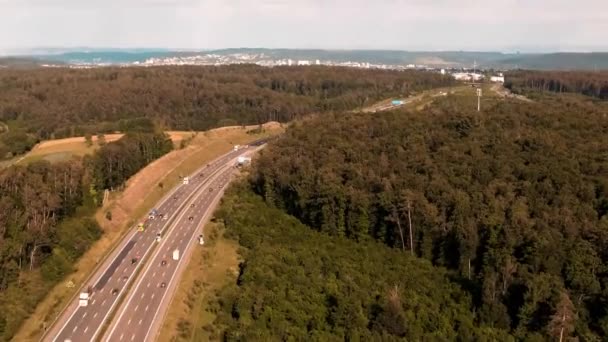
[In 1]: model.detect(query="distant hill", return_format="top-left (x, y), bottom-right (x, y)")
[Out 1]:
top-left (0, 57), bottom-right (63, 68)
top-left (499, 52), bottom-right (608, 70)
top-left (2, 48), bottom-right (607, 70)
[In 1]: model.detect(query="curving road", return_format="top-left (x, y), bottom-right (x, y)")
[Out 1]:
top-left (43, 143), bottom-right (263, 342)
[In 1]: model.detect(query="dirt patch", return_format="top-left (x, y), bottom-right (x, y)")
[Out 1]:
top-left (13, 122), bottom-right (284, 342)
top-left (491, 83), bottom-right (533, 102)
top-left (32, 134), bottom-right (124, 151)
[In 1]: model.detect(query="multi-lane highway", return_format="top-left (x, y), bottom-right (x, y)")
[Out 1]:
top-left (43, 143), bottom-right (263, 342)
top-left (103, 157), bottom-right (240, 342)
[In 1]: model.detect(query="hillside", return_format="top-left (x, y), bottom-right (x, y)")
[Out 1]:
top-left (201, 185), bottom-right (512, 340)
top-left (244, 91), bottom-right (608, 339)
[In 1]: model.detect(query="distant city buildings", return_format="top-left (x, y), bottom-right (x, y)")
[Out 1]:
top-left (490, 75), bottom-right (505, 83)
top-left (35, 52), bottom-right (473, 72)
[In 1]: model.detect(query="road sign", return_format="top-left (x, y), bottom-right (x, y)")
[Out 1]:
top-left (477, 88), bottom-right (482, 97)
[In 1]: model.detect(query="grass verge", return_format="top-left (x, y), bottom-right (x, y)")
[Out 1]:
top-left (157, 221), bottom-right (240, 342)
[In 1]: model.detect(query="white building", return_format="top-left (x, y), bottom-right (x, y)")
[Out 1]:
top-left (297, 60), bottom-right (311, 66)
top-left (490, 75), bottom-right (505, 83)
top-left (452, 72), bottom-right (484, 81)
top-left (440, 69), bottom-right (446, 75)
top-left (452, 72), bottom-right (472, 81)
top-left (315, 59), bottom-right (321, 65)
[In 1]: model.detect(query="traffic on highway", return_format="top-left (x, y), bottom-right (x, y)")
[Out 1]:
top-left (43, 142), bottom-right (265, 342)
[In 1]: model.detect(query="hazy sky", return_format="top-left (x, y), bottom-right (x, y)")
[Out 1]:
top-left (0, 0), bottom-right (606, 52)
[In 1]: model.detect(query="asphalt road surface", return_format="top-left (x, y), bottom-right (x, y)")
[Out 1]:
top-left (103, 159), bottom-right (240, 342)
top-left (44, 144), bottom-right (261, 342)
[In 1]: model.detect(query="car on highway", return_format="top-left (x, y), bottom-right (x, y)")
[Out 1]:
top-left (131, 257), bottom-right (138, 265)
top-left (209, 187), bottom-right (213, 192)
top-left (190, 203), bottom-right (195, 208)
top-left (188, 216), bottom-right (194, 221)
top-left (160, 282), bottom-right (166, 288)
top-left (122, 276), bottom-right (128, 282)
top-left (156, 232), bottom-right (161, 242)
top-left (112, 288), bottom-right (119, 296)
top-left (161, 260), bottom-right (167, 266)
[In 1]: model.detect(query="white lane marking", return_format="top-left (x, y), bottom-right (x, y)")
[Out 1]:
top-left (153, 272), bottom-right (156, 277)
top-left (151, 293), bottom-right (155, 299)
top-left (134, 305), bottom-right (139, 311)
top-left (102, 299), bottom-right (106, 306)
top-left (73, 326), bottom-right (78, 333)
top-left (105, 160), bottom-right (238, 341)
top-left (162, 272), bottom-right (166, 277)
top-left (93, 312), bottom-right (98, 318)
top-left (147, 282), bottom-right (150, 288)
top-left (84, 326), bottom-right (89, 333)
top-left (128, 318), bottom-right (131, 325)
top-left (91, 300), bottom-right (96, 305)
top-left (145, 305), bottom-right (149, 312)
top-left (120, 333), bottom-right (124, 341)
top-left (131, 334), bottom-right (135, 341)
top-left (140, 293), bottom-right (145, 299)
top-left (83, 312), bottom-right (87, 318)
top-left (139, 319), bottom-right (143, 325)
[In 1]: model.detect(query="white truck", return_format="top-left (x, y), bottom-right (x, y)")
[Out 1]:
top-left (79, 292), bottom-right (90, 307)
top-left (173, 249), bottom-right (180, 260)
top-left (237, 156), bottom-right (252, 166)
top-left (183, 177), bottom-right (189, 185)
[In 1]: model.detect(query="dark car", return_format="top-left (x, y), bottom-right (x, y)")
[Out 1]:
top-left (190, 203), bottom-right (195, 208)
top-left (160, 282), bottom-right (166, 288)
top-left (131, 257), bottom-right (138, 265)
top-left (188, 216), bottom-right (194, 221)
top-left (122, 276), bottom-right (128, 282)
top-left (161, 260), bottom-right (167, 266)
top-left (112, 288), bottom-right (119, 296)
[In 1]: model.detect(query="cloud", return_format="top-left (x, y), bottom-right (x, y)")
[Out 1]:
top-left (0, 0), bottom-right (606, 51)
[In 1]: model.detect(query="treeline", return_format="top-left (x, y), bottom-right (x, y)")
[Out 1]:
top-left (0, 120), bottom-right (172, 340)
top-left (89, 131), bottom-right (172, 191)
top-left (250, 95), bottom-right (608, 339)
top-left (0, 66), bottom-right (454, 157)
top-left (209, 186), bottom-right (511, 341)
top-left (505, 70), bottom-right (608, 99)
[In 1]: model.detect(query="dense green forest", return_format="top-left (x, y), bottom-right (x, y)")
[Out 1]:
top-left (0, 120), bottom-right (172, 341)
top-left (505, 70), bottom-right (608, 100)
top-left (0, 66), bottom-right (454, 158)
top-left (249, 93), bottom-right (608, 339)
top-left (209, 185), bottom-right (512, 341)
